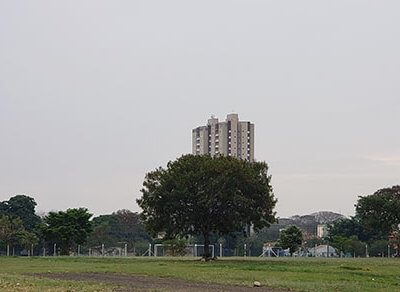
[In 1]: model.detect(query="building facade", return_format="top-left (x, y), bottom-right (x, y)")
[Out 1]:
top-left (192, 114), bottom-right (255, 162)
top-left (317, 224), bottom-right (329, 238)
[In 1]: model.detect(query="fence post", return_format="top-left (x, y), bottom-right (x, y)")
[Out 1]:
top-left (219, 243), bottom-right (222, 258)
top-left (102, 244), bottom-right (105, 256)
top-left (244, 244), bottom-right (247, 257)
top-left (53, 243), bottom-right (57, 256)
top-left (388, 245), bottom-right (390, 258)
top-left (125, 243), bottom-right (127, 257)
top-left (6, 244), bottom-right (9, 256)
top-left (194, 244), bottom-right (197, 257)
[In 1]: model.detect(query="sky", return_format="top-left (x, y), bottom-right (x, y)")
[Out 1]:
top-left (1, 0), bottom-right (399, 218)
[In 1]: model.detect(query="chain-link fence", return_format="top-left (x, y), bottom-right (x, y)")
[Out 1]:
top-left (1, 242), bottom-right (395, 258)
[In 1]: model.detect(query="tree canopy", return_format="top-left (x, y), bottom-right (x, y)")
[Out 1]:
top-left (43, 208), bottom-right (93, 255)
top-left (137, 155), bottom-right (276, 259)
top-left (279, 225), bottom-right (303, 255)
top-left (0, 195), bottom-right (41, 231)
top-left (87, 209), bottom-right (152, 251)
top-left (328, 217), bottom-right (370, 242)
top-left (355, 185), bottom-right (400, 239)
top-left (0, 215), bottom-right (24, 247)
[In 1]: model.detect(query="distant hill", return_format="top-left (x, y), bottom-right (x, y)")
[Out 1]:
top-left (290, 211), bottom-right (346, 225)
top-left (309, 211), bottom-right (346, 224)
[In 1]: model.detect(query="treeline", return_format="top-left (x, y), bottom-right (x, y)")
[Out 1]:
top-left (0, 194), bottom-right (258, 256)
top-left (0, 195), bottom-right (151, 256)
top-left (327, 185), bottom-right (400, 257)
top-left (250, 185), bottom-right (400, 257)
top-left (1, 185), bottom-right (399, 257)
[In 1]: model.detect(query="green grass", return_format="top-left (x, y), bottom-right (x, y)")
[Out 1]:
top-left (1, 256), bottom-right (400, 291)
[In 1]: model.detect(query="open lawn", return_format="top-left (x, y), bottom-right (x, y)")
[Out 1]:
top-left (0, 256), bottom-right (399, 291)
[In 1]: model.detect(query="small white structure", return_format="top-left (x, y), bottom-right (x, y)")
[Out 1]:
top-left (309, 245), bottom-right (337, 257)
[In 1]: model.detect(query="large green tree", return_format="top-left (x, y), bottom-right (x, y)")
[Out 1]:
top-left (279, 225), bottom-right (303, 256)
top-left (0, 195), bottom-right (41, 231)
top-left (355, 185), bottom-right (400, 240)
top-left (43, 208), bottom-right (93, 255)
top-left (137, 155), bottom-right (276, 259)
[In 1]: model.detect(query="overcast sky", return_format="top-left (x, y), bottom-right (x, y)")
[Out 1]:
top-left (1, 0), bottom-right (399, 218)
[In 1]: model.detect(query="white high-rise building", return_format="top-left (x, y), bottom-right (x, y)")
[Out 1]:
top-left (192, 114), bottom-right (255, 162)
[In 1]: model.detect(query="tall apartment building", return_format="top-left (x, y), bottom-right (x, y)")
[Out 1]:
top-left (192, 113), bottom-right (255, 162)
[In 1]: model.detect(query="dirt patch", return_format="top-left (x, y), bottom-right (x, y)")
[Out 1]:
top-left (33, 272), bottom-right (282, 291)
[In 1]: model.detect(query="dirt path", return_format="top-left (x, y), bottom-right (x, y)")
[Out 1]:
top-left (34, 272), bottom-right (282, 291)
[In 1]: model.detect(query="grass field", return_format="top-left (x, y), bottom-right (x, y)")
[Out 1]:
top-left (0, 256), bottom-right (399, 291)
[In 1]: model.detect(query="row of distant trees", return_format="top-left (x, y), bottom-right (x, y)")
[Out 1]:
top-left (0, 195), bottom-right (151, 256)
top-left (1, 155), bottom-right (278, 259)
top-left (136, 154), bottom-right (400, 258)
top-left (327, 185), bottom-right (400, 257)
top-left (269, 185), bottom-right (400, 257)
top-left (1, 154), bottom-right (399, 259)
top-left (0, 194), bottom-right (268, 257)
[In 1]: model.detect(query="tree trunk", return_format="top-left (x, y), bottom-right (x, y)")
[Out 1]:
top-left (203, 232), bottom-right (211, 260)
